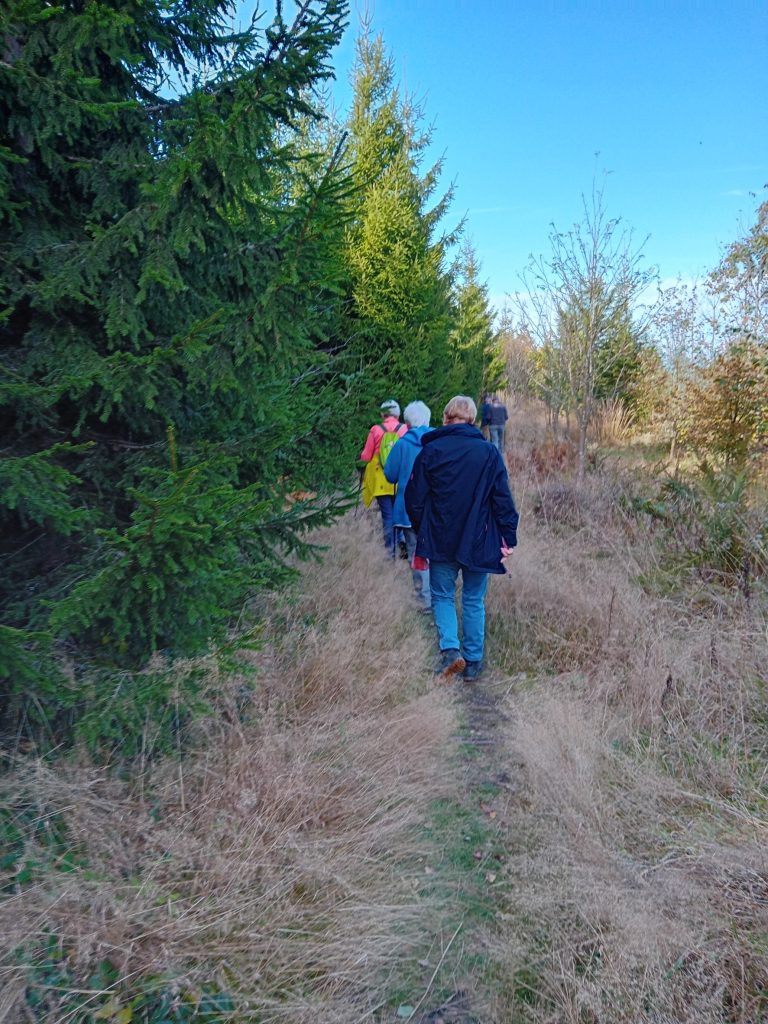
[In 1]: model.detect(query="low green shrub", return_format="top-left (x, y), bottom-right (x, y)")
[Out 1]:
top-left (633, 466), bottom-right (767, 591)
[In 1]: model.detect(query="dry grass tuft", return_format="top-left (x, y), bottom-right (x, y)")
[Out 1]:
top-left (591, 396), bottom-right (636, 447)
top-left (528, 470), bottom-right (640, 532)
top-left (0, 513), bottom-right (455, 1023)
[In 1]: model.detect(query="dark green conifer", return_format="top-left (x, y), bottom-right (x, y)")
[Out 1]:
top-left (1, 0), bottom-right (351, 714)
top-left (447, 241), bottom-right (503, 398)
top-left (343, 30), bottom-right (456, 408)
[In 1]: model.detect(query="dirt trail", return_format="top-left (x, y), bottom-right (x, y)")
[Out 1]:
top-left (407, 667), bottom-right (524, 1024)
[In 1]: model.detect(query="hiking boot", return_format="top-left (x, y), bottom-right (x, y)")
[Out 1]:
top-left (435, 648), bottom-right (466, 679)
top-left (462, 660), bottom-right (484, 681)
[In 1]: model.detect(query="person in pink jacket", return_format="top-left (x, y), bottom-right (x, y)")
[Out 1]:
top-left (359, 399), bottom-right (407, 555)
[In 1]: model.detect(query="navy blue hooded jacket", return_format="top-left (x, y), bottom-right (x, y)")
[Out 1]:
top-left (405, 423), bottom-right (519, 574)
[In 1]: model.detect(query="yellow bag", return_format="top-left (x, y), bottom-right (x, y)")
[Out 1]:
top-left (361, 455), bottom-right (395, 507)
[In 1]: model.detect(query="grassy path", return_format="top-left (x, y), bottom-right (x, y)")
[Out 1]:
top-left (394, 673), bottom-right (512, 1023)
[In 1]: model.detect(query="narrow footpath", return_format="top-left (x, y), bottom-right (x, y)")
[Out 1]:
top-left (398, 663), bottom-right (525, 1024)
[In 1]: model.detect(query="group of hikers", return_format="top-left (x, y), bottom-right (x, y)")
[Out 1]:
top-left (358, 394), bottom-right (518, 682)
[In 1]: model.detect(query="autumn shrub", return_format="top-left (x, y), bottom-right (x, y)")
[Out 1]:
top-left (526, 439), bottom-right (578, 477)
top-left (679, 341), bottom-right (768, 467)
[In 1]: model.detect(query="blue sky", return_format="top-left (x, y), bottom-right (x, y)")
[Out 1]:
top-left (238, 1), bottom-right (768, 311)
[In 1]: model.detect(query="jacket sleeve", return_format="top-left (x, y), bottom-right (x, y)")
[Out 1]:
top-left (405, 450), bottom-right (428, 531)
top-left (383, 440), bottom-right (402, 484)
top-left (491, 455), bottom-right (519, 547)
top-left (359, 425), bottom-right (381, 462)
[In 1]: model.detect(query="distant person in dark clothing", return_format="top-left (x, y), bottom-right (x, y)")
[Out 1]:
top-left (489, 395), bottom-right (508, 453)
top-left (406, 395), bottom-right (519, 682)
top-left (480, 393), bottom-right (493, 440)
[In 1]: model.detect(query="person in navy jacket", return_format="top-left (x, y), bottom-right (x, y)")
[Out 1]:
top-left (405, 394), bottom-right (519, 681)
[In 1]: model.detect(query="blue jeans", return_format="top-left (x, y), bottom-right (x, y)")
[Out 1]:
top-left (430, 561), bottom-right (489, 662)
top-left (489, 425), bottom-right (505, 453)
top-left (376, 494), bottom-right (395, 556)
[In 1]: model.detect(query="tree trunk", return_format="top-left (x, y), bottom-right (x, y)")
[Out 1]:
top-left (548, 404), bottom-right (559, 442)
top-left (577, 411), bottom-right (588, 482)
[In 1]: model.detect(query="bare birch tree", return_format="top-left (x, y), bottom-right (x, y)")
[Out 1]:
top-left (519, 176), bottom-right (655, 478)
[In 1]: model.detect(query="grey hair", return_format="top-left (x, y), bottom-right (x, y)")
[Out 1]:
top-left (380, 399), bottom-right (400, 417)
top-left (443, 395), bottom-right (477, 423)
top-left (403, 400), bottom-right (431, 428)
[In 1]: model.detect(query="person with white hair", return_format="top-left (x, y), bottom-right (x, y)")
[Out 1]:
top-left (359, 399), bottom-right (407, 554)
top-left (383, 400), bottom-right (433, 611)
top-left (406, 395), bottom-right (519, 681)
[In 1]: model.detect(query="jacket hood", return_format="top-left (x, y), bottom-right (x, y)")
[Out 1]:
top-left (421, 423), bottom-right (485, 445)
top-left (401, 425), bottom-right (432, 446)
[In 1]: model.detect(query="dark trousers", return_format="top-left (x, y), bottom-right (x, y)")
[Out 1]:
top-left (376, 494), bottom-right (395, 556)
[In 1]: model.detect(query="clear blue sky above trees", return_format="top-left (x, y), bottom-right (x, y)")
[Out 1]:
top-left (238, 0), bottom-right (768, 309)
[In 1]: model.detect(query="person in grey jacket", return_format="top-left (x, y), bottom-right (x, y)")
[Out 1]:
top-left (384, 400), bottom-right (433, 611)
top-left (488, 395), bottom-right (509, 453)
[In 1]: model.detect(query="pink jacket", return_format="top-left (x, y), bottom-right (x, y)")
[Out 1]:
top-left (359, 416), bottom-right (407, 461)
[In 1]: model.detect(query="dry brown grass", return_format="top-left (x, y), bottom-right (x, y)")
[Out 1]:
top-left (481, 402), bottom-right (768, 1022)
top-left (502, 395), bottom-right (638, 477)
top-left (591, 397), bottom-right (636, 447)
top-left (486, 679), bottom-right (768, 1022)
top-left (0, 514), bottom-right (456, 1023)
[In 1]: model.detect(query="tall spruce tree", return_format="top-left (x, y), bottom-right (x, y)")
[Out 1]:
top-left (343, 30), bottom-right (456, 410)
top-left (446, 241), bottom-right (503, 398)
top-left (0, 0), bottom-right (352, 720)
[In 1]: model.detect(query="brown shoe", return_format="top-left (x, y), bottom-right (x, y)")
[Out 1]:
top-left (435, 648), bottom-right (466, 680)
